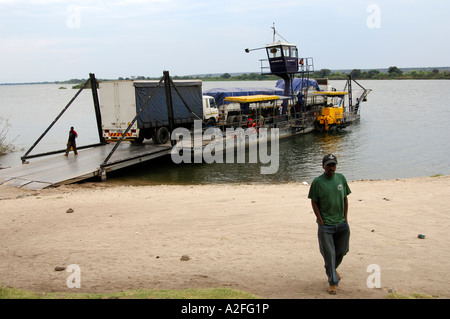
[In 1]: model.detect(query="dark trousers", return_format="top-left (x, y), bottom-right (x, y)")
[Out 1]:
top-left (318, 221), bottom-right (350, 285)
top-left (65, 140), bottom-right (78, 155)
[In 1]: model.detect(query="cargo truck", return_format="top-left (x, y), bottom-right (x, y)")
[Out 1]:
top-left (99, 79), bottom-right (218, 144)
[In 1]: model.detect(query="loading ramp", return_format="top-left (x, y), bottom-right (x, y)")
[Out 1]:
top-left (0, 72), bottom-right (186, 190)
top-left (0, 142), bottom-right (172, 190)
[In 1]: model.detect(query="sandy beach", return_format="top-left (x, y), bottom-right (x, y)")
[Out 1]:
top-left (0, 175), bottom-right (449, 299)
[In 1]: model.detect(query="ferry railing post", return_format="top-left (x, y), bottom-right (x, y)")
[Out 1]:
top-left (166, 74), bottom-right (203, 122)
top-left (163, 71), bottom-right (175, 135)
top-left (89, 73), bottom-right (106, 145)
top-left (165, 73), bottom-right (205, 146)
top-left (347, 75), bottom-right (353, 113)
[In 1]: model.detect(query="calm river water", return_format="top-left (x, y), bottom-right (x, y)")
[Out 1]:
top-left (0, 80), bottom-right (449, 185)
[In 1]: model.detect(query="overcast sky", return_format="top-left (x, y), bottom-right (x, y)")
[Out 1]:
top-left (1, 0), bottom-right (449, 83)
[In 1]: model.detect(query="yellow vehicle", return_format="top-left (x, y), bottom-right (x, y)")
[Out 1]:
top-left (317, 106), bottom-right (344, 131)
top-left (313, 91), bottom-right (348, 131)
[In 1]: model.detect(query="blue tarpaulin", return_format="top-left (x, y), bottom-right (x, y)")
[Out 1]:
top-left (275, 78), bottom-right (320, 92)
top-left (204, 78), bottom-right (320, 106)
top-left (134, 81), bottom-right (203, 128)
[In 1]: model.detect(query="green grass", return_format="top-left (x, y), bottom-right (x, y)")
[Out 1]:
top-left (0, 285), bottom-right (261, 299)
top-left (3, 285), bottom-right (441, 300)
top-left (0, 117), bottom-right (16, 155)
top-left (386, 292), bottom-right (438, 299)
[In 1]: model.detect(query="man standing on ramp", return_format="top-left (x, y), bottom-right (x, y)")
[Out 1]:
top-left (64, 126), bottom-right (78, 156)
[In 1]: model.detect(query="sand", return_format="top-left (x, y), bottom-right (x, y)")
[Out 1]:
top-left (0, 175), bottom-right (449, 299)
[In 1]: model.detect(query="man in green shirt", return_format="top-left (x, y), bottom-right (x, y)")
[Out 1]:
top-left (308, 154), bottom-right (351, 295)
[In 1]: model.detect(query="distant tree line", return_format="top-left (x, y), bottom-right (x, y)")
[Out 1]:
top-left (191, 73), bottom-right (279, 81)
top-left (66, 66), bottom-right (450, 88)
top-left (312, 67), bottom-right (450, 80)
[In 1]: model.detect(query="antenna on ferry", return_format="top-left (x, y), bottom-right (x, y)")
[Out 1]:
top-left (245, 23), bottom-right (289, 53)
top-left (271, 22), bottom-right (289, 43)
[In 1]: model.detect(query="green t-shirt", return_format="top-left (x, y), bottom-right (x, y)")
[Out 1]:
top-left (308, 173), bottom-right (351, 225)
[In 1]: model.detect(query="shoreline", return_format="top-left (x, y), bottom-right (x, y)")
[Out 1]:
top-left (1, 175), bottom-right (449, 299)
top-left (2, 69), bottom-right (450, 85)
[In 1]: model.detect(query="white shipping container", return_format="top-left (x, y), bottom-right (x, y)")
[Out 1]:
top-left (99, 81), bottom-right (138, 140)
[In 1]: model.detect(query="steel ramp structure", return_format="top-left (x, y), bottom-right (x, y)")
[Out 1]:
top-left (0, 142), bottom-right (173, 190)
top-left (0, 71), bottom-right (209, 191)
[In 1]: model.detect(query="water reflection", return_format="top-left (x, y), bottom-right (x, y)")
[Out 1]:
top-left (106, 128), bottom-right (357, 186)
top-left (2, 80), bottom-right (450, 183)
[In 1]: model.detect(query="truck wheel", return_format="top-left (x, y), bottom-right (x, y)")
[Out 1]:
top-left (132, 136), bottom-right (144, 144)
top-left (227, 115), bottom-right (236, 124)
top-left (155, 127), bottom-right (170, 144)
top-left (144, 129), bottom-right (153, 140)
top-left (132, 131), bottom-right (145, 144)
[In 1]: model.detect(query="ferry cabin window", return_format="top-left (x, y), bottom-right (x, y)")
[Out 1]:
top-left (290, 47), bottom-right (298, 58)
top-left (280, 46), bottom-right (298, 58)
top-left (267, 47), bottom-right (282, 58)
